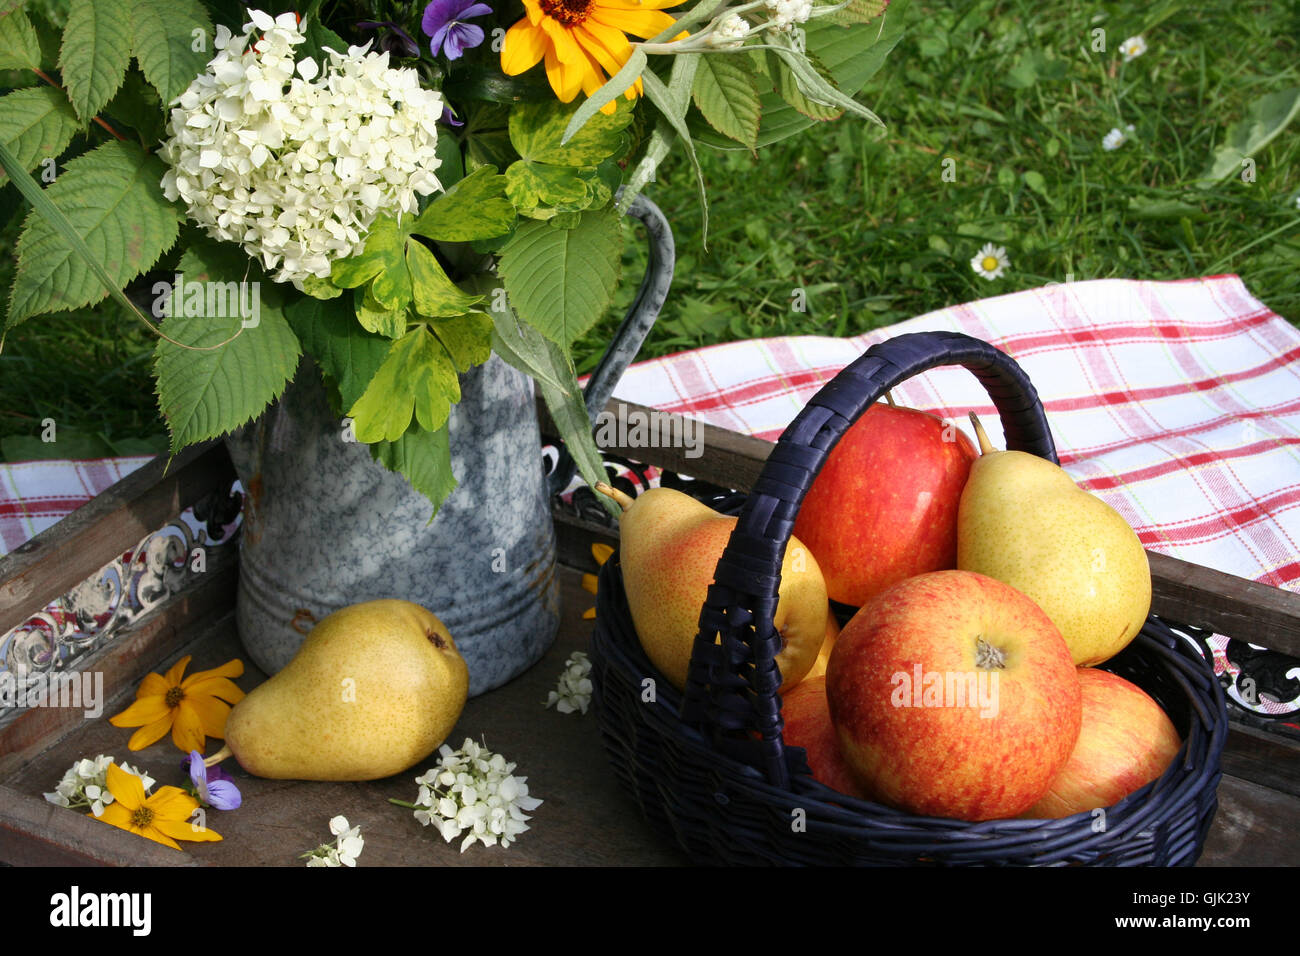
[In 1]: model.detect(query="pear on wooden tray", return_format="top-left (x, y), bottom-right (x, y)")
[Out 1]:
top-left (207, 599), bottom-right (469, 781)
top-left (596, 482), bottom-right (828, 692)
top-left (956, 413), bottom-right (1152, 666)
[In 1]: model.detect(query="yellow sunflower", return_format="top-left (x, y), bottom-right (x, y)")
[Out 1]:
top-left (108, 655), bottom-right (245, 753)
top-left (501, 0), bottom-right (683, 113)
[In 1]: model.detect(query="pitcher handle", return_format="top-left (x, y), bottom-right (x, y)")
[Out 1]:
top-left (547, 192), bottom-right (675, 496)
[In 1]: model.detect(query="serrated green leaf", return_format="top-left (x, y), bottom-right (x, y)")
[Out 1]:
top-left (428, 312), bottom-right (493, 373)
top-left (103, 67), bottom-right (165, 144)
top-left (510, 97), bottom-right (633, 167)
top-left (347, 327), bottom-right (461, 442)
top-left (0, 6), bottom-right (41, 71)
top-left (153, 244), bottom-right (301, 452)
top-left (767, 49), bottom-right (841, 121)
top-left (330, 215), bottom-right (412, 312)
top-left (369, 423), bottom-right (458, 522)
top-left (497, 209), bottom-right (622, 352)
top-left (130, 0), bottom-right (213, 106)
top-left (412, 165), bottom-right (515, 242)
top-left (355, 286), bottom-right (406, 338)
top-left (59, 0), bottom-right (132, 124)
top-left (8, 140), bottom-right (181, 326)
top-left (0, 87), bottom-right (80, 185)
top-left (826, 0), bottom-right (888, 26)
top-left (284, 292), bottom-right (390, 411)
top-left (406, 239), bottom-right (482, 318)
top-left (1200, 86), bottom-right (1300, 185)
top-left (692, 53), bottom-right (761, 149)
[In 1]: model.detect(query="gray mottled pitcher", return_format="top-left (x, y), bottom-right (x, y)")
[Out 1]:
top-left (224, 196), bottom-right (674, 696)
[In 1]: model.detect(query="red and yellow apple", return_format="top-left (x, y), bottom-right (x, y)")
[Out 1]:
top-left (1022, 667), bottom-right (1182, 818)
top-left (793, 401), bottom-right (976, 608)
top-left (826, 569), bottom-right (1082, 822)
top-left (781, 675), bottom-right (871, 800)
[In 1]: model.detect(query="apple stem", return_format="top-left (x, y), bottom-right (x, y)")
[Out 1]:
top-left (594, 481), bottom-right (636, 512)
top-left (883, 391), bottom-right (897, 407)
top-left (967, 412), bottom-right (997, 456)
top-left (204, 744), bottom-right (233, 768)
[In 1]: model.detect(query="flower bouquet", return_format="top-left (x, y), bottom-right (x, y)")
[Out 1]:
top-left (0, 0), bottom-right (904, 514)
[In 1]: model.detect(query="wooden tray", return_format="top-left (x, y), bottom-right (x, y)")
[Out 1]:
top-left (1, 400), bottom-right (1298, 866)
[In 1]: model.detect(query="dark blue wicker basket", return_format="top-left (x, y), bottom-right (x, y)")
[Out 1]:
top-left (589, 330), bottom-right (1227, 865)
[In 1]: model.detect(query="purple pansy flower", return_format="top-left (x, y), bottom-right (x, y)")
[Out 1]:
top-left (422, 0), bottom-right (493, 61)
top-left (185, 751), bottom-right (242, 810)
top-left (356, 20), bottom-right (422, 59)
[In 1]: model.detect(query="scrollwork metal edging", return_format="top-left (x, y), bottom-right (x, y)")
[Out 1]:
top-left (0, 489), bottom-right (242, 729)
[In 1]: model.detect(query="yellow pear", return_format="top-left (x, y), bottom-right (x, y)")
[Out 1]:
top-left (218, 599), bottom-right (469, 780)
top-left (597, 482), bottom-right (828, 691)
top-left (956, 414), bottom-right (1151, 666)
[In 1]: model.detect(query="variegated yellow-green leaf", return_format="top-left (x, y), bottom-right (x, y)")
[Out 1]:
top-left (347, 327), bottom-right (462, 442)
top-left (406, 239), bottom-right (482, 318)
top-left (411, 165), bottom-right (515, 242)
top-left (285, 293), bottom-right (390, 412)
top-left (330, 215), bottom-right (413, 312)
top-left (354, 287), bottom-right (406, 339)
top-left (428, 312), bottom-right (493, 374)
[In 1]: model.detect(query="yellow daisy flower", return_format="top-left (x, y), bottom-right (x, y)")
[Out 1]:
top-left (95, 762), bottom-right (222, 851)
top-left (582, 541), bottom-right (615, 619)
top-left (109, 656), bottom-right (245, 753)
top-left (501, 0), bottom-right (683, 114)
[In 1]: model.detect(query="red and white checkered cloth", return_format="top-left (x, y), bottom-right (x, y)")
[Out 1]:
top-left (609, 275), bottom-right (1300, 594)
top-left (3, 274), bottom-right (1298, 595)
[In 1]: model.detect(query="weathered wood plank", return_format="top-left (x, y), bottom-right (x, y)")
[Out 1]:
top-left (0, 442), bottom-right (237, 636)
top-left (1221, 722), bottom-right (1300, 800)
top-left (1198, 773), bottom-right (1300, 866)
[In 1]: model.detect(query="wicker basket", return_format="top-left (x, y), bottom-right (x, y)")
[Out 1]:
top-left (589, 330), bottom-right (1227, 866)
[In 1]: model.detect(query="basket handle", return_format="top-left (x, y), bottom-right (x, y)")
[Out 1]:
top-left (678, 330), bottom-right (1058, 789)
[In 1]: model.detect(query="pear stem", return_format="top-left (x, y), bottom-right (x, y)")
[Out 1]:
top-left (594, 481), bottom-right (636, 512)
top-left (967, 411), bottom-right (997, 456)
top-left (204, 744), bottom-right (233, 768)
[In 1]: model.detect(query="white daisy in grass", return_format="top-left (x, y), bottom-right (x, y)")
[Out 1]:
top-left (1102, 124), bottom-right (1135, 151)
top-left (970, 243), bottom-right (1010, 281)
top-left (1119, 36), bottom-right (1147, 61)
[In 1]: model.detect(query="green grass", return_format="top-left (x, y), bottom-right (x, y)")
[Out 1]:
top-left (3, 0), bottom-right (1299, 457)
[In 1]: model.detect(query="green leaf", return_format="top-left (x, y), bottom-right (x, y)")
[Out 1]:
top-left (406, 239), bottom-right (482, 318)
top-left (640, 58), bottom-right (709, 240)
top-left (1023, 169), bottom-right (1053, 205)
top-left (0, 86), bottom-right (81, 185)
top-left (826, 0), bottom-right (888, 26)
top-left (1200, 86), bottom-right (1300, 185)
top-left (347, 326), bottom-right (462, 442)
top-left (497, 210), bottom-right (622, 352)
top-left (284, 293), bottom-right (390, 412)
top-left (103, 67), bottom-right (166, 144)
top-left (355, 286), bottom-right (407, 338)
top-left (330, 215), bottom-right (413, 312)
top-left (433, 130), bottom-right (465, 189)
top-left (692, 53), bottom-right (761, 149)
top-left (428, 312), bottom-right (493, 373)
top-left (8, 140), bottom-right (181, 326)
top-left (59, 0), bottom-right (132, 124)
top-left (412, 165), bottom-right (515, 242)
top-left (505, 160), bottom-right (597, 214)
top-left (510, 97), bottom-right (633, 167)
top-left (562, 47), bottom-right (647, 145)
top-left (153, 244), bottom-right (302, 452)
top-left (129, 0), bottom-right (213, 106)
top-left (0, 5), bottom-right (41, 71)
top-left (369, 424), bottom-right (458, 522)
top-left (767, 49), bottom-right (841, 122)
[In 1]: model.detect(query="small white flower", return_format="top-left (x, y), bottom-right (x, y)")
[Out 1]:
top-left (544, 651), bottom-right (593, 715)
top-left (303, 815), bottom-right (364, 866)
top-left (764, 0), bottom-right (812, 30)
top-left (970, 243), bottom-right (1010, 281)
top-left (1293, 194), bottom-right (1300, 211)
top-left (1119, 35), bottom-right (1147, 62)
top-left (709, 13), bottom-right (750, 49)
top-left (44, 755), bottom-right (153, 816)
top-left (1102, 124), bottom-right (1135, 151)
top-left (405, 738), bottom-right (542, 852)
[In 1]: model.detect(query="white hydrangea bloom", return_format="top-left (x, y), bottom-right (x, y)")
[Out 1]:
top-left (544, 651), bottom-right (593, 714)
top-left (303, 815), bottom-right (365, 866)
top-left (160, 9), bottom-right (444, 289)
top-left (409, 738), bottom-right (543, 852)
top-left (44, 756), bottom-right (155, 816)
top-left (710, 13), bottom-right (750, 49)
top-left (765, 0), bottom-right (813, 30)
